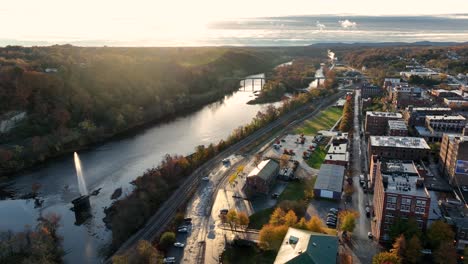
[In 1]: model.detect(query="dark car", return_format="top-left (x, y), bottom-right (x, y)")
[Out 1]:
top-left (271, 193), bottom-right (279, 199)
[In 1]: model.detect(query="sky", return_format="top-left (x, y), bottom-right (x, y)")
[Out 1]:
top-left (0, 0), bottom-right (467, 44)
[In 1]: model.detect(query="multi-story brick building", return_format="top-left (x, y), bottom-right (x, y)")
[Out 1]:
top-left (371, 159), bottom-right (431, 243)
top-left (361, 84), bottom-right (383, 98)
top-left (416, 115), bottom-right (466, 142)
top-left (440, 134), bottom-right (468, 186)
top-left (365, 112), bottom-right (403, 137)
top-left (388, 86), bottom-right (427, 109)
top-left (387, 120), bottom-right (408, 136)
top-left (403, 107), bottom-right (452, 127)
top-left (368, 136), bottom-right (430, 164)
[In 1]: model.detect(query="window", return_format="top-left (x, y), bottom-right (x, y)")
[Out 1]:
top-left (401, 205), bottom-right (410, 212)
top-left (416, 200), bottom-right (426, 206)
top-left (386, 202), bottom-right (396, 210)
top-left (402, 198), bottom-right (412, 205)
top-left (387, 196), bottom-right (397, 203)
top-left (416, 207), bottom-right (425, 214)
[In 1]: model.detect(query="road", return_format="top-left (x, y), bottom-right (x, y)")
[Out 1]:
top-left (107, 90), bottom-right (346, 262)
top-left (344, 88), bottom-right (381, 263)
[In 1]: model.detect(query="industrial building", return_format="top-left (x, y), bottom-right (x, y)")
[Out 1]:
top-left (245, 159), bottom-right (279, 195)
top-left (313, 164), bottom-right (345, 200)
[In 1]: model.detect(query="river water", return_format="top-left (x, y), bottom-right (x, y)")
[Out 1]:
top-left (0, 73), bottom-right (277, 264)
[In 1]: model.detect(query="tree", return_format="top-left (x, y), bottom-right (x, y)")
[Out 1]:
top-left (389, 217), bottom-right (421, 242)
top-left (295, 217), bottom-right (308, 230)
top-left (258, 224), bottom-right (289, 251)
top-left (434, 241), bottom-right (457, 264)
top-left (339, 210), bottom-right (358, 233)
top-left (238, 212), bottom-right (249, 228)
top-left (306, 216), bottom-right (325, 233)
top-left (283, 210), bottom-right (298, 227)
top-left (269, 208), bottom-right (286, 226)
top-left (390, 234), bottom-right (406, 260)
top-left (405, 235), bottom-right (422, 264)
top-left (372, 252), bottom-right (400, 264)
top-left (159, 232), bottom-right (176, 249)
top-left (226, 209), bottom-right (239, 231)
top-left (427, 220), bottom-right (455, 249)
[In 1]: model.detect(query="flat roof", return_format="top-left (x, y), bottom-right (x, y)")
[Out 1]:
top-left (388, 120), bottom-right (408, 130)
top-left (366, 111), bottom-right (403, 118)
top-left (380, 160), bottom-right (429, 197)
top-left (407, 107), bottom-right (452, 112)
top-left (324, 153), bottom-right (349, 162)
top-left (314, 164), bottom-right (345, 193)
top-left (415, 126), bottom-right (463, 138)
top-left (426, 115), bottom-right (466, 121)
top-left (274, 228), bottom-right (338, 264)
top-left (328, 143), bottom-right (348, 154)
top-left (370, 136), bottom-right (430, 149)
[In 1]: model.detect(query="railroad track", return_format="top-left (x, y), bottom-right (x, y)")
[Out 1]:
top-left (108, 91), bottom-right (345, 263)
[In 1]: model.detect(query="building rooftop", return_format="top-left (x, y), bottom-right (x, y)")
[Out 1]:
top-left (407, 107), bottom-right (452, 112)
top-left (380, 160), bottom-right (429, 197)
top-left (366, 111), bottom-right (403, 118)
top-left (370, 136), bottom-right (430, 149)
top-left (415, 126), bottom-right (464, 139)
top-left (324, 153), bottom-right (349, 162)
top-left (328, 143), bottom-right (348, 154)
top-left (314, 164), bottom-right (345, 193)
top-left (426, 115), bottom-right (466, 121)
top-left (388, 120), bottom-right (408, 130)
top-left (274, 228), bottom-right (338, 264)
top-left (247, 159), bottom-right (279, 181)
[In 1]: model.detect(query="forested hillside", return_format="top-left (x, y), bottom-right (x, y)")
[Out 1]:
top-left (0, 45), bottom-right (286, 174)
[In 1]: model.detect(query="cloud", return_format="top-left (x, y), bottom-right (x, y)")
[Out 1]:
top-left (316, 21), bottom-right (326, 31)
top-left (339, 19), bottom-right (357, 28)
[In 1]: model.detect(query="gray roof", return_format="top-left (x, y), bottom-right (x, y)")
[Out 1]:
top-left (247, 159), bottom-right (279, 181)
top-left (314, 164), bottom-right (345, 193)
top-left (370, 136), bottom-right (430, 149)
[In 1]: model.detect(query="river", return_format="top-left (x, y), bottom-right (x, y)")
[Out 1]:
top-left (0, 73), bottom-right (278, 264)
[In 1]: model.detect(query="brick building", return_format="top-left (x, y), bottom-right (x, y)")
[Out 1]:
top-left (388, 86), bottom-right (427, 109)
top-left (368, 136), bottom-right (430, 164)
top-left (440, 134), bottom-right (468, 186)
top-left (387, 120), bottom-right (408, 136)
top-left (403, 107), bottom-right (452, 127)
top-left (415, 115), bottom-right (466, 142)
top-left (361, 85), bottom-right (383, 98)
top-left (371, 159), bottom-right (431, 243)
top-left (245, 159), bottom-right (279, 195)
top-left (365, 112), bottom-right (403, 137)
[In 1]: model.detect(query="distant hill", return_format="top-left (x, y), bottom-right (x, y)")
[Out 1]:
top-left (310, 41), bottom-right (468, 48)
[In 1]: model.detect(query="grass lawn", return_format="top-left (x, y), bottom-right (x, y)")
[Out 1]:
top-left (222, 245), bottom-right (277, 264)
top-left (248, 207), bottom-right (275, 229)
top-left (279, 180), bottom-right (306, 202)
top-left (295, 106), bottom-right (343, 135)
top-left (306, 146), bottom-right (328, 169)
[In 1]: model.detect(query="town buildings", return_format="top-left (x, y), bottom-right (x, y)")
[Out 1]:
top-left (245, 159), bottom-right (279, 195)
top-left (368, 136), bottom-right (430, 163)
top-left (274, 228), bottom-right (338, 264)
top-left (415, 115), bottom-right (466, 142)
top-left (361, 84), bottom-right (383, 98)
top-left (371, 159), bottom-right (431, 243)
top-left (388, 85), bottom-right (427, 109)
top-left (365, 112), bottom-right (403, 137)
top-left (440, 134), bottom-right (468, 186)
top-left (403, 107), bottom-right (452, 127)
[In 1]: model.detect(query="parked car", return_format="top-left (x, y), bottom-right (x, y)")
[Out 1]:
top-left (365, 206), bottom-right (371, 218)
top-left (174, 242), bottom-right (185, 248)
top-left (327, 212), bottom-right (337, 217)
top-left (220, 209), bottom-right (229, 215)
top-left (202, 176), bottom-right (209, 181)
top-left (271, 193), bottom-right (279, 199)
top-left (163, 257), bottom-right (176, 263)
top-left (184, 218), bottom-right (192, 223)
top-left (222, 158), bottom-right (230, 164)
top-left (367, 232), bottom-right (373, 239)
top-left (462, 186), bottom-right (468, 192)
top-left (329, 208), bottom-right (339, 214)
top-left (177, 227), bottom-right (188, 233)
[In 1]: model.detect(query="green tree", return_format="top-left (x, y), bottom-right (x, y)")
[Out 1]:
top-left (389, 218), bottom-right (421, 242)
top-left (405, 235), bottom-right (422, 264)
top-left (427, 220), bottom-right (455, 249)
top-left (372, 252), bottom-right (400, 264)
top-left (159, 232), bottom-right (176, 249)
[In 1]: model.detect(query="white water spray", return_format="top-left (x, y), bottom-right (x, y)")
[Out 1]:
top-left (74, 152), bottom-right (88, 196)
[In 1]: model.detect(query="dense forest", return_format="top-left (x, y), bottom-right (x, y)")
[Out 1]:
top-left (0, 45), bottom-right (292, 175)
